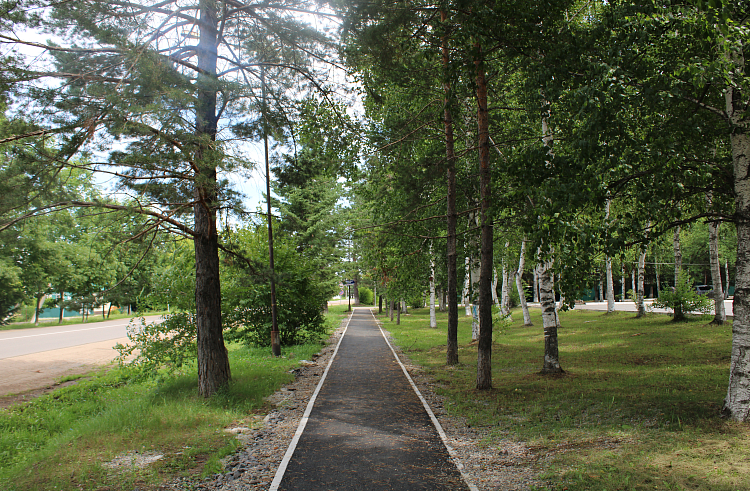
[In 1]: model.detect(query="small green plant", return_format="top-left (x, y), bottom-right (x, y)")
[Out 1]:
top-left (358, 287), bottom-right (373, 305)
top-left (652, 271), bottom-right (712, 321)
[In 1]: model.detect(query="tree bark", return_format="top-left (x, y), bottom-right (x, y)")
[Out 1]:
top-left (636, 247), bottom-right (647, 318)
top-left (194, 0), bottom-right (230, 397)
top-left (492, 267), bottom-right (500, 308)
top-left (707, 193), bottom-right (726, 324)
top-left (463, 256), bottom-right (472, 316)
top-left (429, 244), bottom-right (437, 328)
top-left (475, 47), bottom-right (493, 390)
top-left (442, 9), bottom-right (459, 365)
top-left (723, 43), bottom-right (750, 420)
top-left (516, 238), bottom-right (532, 326)
top-left (674, 225), bottom-right (683, 321)
top-left (58, 291), bottom-right (64, 323)
top-left (538, 258), bottom-right (563, 373)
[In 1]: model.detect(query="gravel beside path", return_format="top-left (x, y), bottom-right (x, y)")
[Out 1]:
top-left (171, 309), bottom-right (545, 491)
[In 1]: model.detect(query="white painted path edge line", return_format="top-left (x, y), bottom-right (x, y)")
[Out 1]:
top-left (268, 309), bottom-right (354, 491)
top-left (370, 309), bottom-right (480, 491)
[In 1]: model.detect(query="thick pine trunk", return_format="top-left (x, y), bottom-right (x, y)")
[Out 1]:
top-left (516, 238), bottom-right (532, 326)
top-left (707, 193), bottom-right (726, 324)
top-left (723, 48), bottom-right (750, 419)
top-left (442, 9), bottom-right (459, 365)
top-left (194, 0), bottom-right (230, 397)
top-left (475, 48), bottom-right (493, 390)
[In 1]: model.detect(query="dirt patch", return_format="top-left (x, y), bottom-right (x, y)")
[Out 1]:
top-left (0, 336), bottom-right (129, 408)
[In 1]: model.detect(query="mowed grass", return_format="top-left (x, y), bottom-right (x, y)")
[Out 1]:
top-left (377, 306), bottom-right (748, 491)
top-left (0, 305), bottom-right (350, 491)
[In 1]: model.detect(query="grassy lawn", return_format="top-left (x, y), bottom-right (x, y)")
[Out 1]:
top-left (0, 305), bottom-right (349, 491)
top-left (377, 305), bottom-right (748, 491)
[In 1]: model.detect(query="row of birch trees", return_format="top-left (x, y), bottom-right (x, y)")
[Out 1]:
top-left (337, 0), bottom-right (750, 421)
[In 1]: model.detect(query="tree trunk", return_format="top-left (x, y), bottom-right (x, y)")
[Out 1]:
top-left (378, 293), bottom-right (383, 314)
top-left (674, 225), bottom-right (684, 321)
top-left (606, 257), bottom-right (615, 313)
top-left (430, 245), bottom-right (437, 328)
top-left (33, 293), bottom-right (45, 326)
top-left (516, 238), bottom-right (533, 326)
top-left (636, 247), bottom-right (647, 318)
top-left (463, 256), bottom-right (472, 316)
top-left (726, 260), bottom-right (731, 299)
top-left (707, 193), bottom-right (726, 324)
top-left (475, 47), bottom-right (493, 390)
top-left (397, 301), bottom-right (401, 325)
top-left (492, 267), bottom-right (500, 308)
top-left (353, 274), bottom-right (360, 305)
top-left (442, 9), bottom-right (459, 365)
top-left (621, 262), bottom-right (626, 302)
top-left (538, 258), bottom-right (563, 373)
top-left (58, 291), bottom-right (64, 323)
top-left (655, 259), bottom-right (661, 298)
top-left (194, 0), bottom-right (230, 397)
top-left (723, 45), bottom-right (750, 420)
top-left (533, 266), bottom-right (539, 303)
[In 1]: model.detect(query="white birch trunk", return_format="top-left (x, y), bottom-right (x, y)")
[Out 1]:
top-left (516, 238), bottom-right (532, 325)
top-left (674, 225), bottom-right (684, 320)
top-left (606, 257), bottom-right (615, 312)
top-left (726, 260), bottom-right (730, 299)
top-left (463, 256), bottom-right (472, 316)
top-left (538, 258), bottom-right (562, 372)
top-left (637, 248), bottom-right (647, 317)
top-left (533, 266), bottom-right (539, 303)
top-left (723, 41), bottom-right (750, 420)
top-left (621, 263), bottom-right (626, 302)
top-left (707, 193), bottom-right (726, 324)
top-left (631, 269), bottom-right (636, 300)
top-left (492, 267), bottom-right (500, 308)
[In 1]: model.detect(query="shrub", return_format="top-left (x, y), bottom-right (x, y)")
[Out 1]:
top-left (358, 287), bottom-right (373, 305)
top-left (652, 271), bottom-right (712, 321)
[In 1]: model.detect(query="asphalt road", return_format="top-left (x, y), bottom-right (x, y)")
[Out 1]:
top-left (0, 316), bottom-right (162, 360)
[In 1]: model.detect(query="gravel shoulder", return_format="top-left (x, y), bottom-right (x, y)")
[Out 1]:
top-left (183, 309), bottom-right (544, 491)
top-left (0, 337), bottom-right (128, 408)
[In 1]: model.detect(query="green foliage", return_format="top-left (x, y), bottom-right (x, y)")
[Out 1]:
top-left (114, 313), bottom-right (197, 379)
top-left (358, 286), bottom-right (373, 305)
top-left (0, 256), bottom-right (24, 324)
top-left (223, 226), bottom-right (329, 347)
top-left (652, 271), bottom-right (713, 321)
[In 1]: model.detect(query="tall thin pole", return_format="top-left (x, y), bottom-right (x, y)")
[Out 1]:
top-left (262, 64), bottom-right (281, 357)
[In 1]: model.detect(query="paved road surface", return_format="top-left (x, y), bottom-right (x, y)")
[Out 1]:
top-left (0, 316), bottom-right (162, 360)
top-left (0, 316), bottom-right (161, 399)
top-left (560, 299), bottom-right (734, 317)
top-left (273, 308), bottom-right (470, 491)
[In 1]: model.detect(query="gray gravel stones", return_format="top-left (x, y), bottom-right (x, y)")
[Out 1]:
top-left (161, 312), bottom-right (547, 491)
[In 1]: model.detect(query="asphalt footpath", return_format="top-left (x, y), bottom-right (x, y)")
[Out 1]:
top-left (273, 308), bottom-right (470, 491)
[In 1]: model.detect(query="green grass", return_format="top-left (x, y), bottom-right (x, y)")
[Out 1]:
top-left (2, 311), bottom-right (170, 331)
top-left (0, 304), bottom-right (349, 491)
top-left (378, 306), bottom-right (748, 491)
